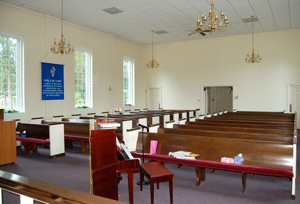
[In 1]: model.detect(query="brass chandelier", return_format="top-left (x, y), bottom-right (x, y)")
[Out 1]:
top-left (199, 0), bottom-right (229, 33)
top-left (245, 16), bottom-right (262, 63)
top-left (50, 0), bottom-right (74, 55)
top-left (146, 30), bottom-right (160, 68)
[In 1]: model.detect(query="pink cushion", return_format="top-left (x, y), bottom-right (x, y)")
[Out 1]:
top-left (64, 135), bottom-right (89, 141)
top-left (16, 136), bottom-right (50, 145)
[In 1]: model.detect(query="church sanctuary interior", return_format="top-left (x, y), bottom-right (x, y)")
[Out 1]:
top-left (0, 0), bottom-right (300, 203)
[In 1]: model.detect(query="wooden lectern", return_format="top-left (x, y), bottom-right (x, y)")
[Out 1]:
top-left (0, 109), bottom-right (17, 165)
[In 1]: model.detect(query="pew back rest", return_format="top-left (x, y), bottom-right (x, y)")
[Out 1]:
top-left (16, 123), bottom-right (50, 139)
top-left (136, 132), bottom-right (293, 169)
top-left (193, 119), bottom-right (293, 130)
top-left (62, 118), bottom-right (90, 123)
top-left (42, 120), bottom-right (90, 137)
top-left (181, 123), bottom-right (293, 136)
top-left (157, 128), bottom-right (294, 143)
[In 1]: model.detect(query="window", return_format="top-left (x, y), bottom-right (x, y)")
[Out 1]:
top-left (75, 47), bottom-right (92, 109)
top-left (123, 57), bottom-right (135, 106)
top-left (0, 32), bottom-right (23, 113)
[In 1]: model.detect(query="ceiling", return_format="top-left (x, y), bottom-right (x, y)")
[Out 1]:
top-left (2, 0), bottom-right (300, 45)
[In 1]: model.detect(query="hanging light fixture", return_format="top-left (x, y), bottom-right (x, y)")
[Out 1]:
top-left (146, 30), bottom-right (160, 68)
top-left (245, 16), bottom-right (262, 63)
top-left (199, 0), bottom-right (229, 33)
top-left (50, 0), bottom-right (74, 55)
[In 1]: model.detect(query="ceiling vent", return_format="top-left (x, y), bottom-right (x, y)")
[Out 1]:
top-left (242, 16), bottom-right (258, 23)
top-left (154, 30), bottom-right (168, 35)
top-left (102, 7), bottom-right (123, 15)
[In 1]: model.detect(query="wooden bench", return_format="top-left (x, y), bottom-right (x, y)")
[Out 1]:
top-left (16, 122), bottom-right (65, 158)
top-left (131, 132), bottom-right (296, 199)
top-left (140, 162), bottom-right (174, 204)
top-left (193, 119), bottom-right (294, 130)
top-left (157, 127), bottom-right (293, 143)
top-left (42, 120), bottom-right (91, 154)
top-left (178, 124), bottom-right (293, 135)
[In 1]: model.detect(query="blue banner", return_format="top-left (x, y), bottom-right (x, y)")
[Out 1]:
top-left (41, 62), bottom-right (64, 100)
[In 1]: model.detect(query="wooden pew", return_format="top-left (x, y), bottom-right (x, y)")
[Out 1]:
top-left (191, 120), bottom-right (294, 130)
top-left (41, 120), bottom-right (91, 154)
top-left (203, 112), bottom-right (294, 123)
top-left (131, 132), bottom-right (296, 199)
top-left (138, 110), bottom-right (172, 127)
top-left (157, 127), bottom-right (293, 143)
top-left (16, 122), bottom-right (65, 158)
top-left (78, 116), bottom-right (140, 151)
top-left (174, 124), bottom-right (294, 136)
top-left (161, 109), bottom-right (196, 121)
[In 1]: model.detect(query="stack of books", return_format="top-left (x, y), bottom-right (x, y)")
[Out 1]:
top-left (169, 151), bottom-right (199, 160)
top-left (96, 119), bottom-right (120, 129)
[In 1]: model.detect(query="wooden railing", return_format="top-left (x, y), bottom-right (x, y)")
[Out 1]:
top-left (0, 170), bottom-right (126, 204)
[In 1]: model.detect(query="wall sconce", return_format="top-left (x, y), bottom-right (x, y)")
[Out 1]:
top-left (109, 85), bottom-right (114, 91)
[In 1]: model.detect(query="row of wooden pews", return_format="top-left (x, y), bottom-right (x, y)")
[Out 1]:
top-left (131, 111), bottom-right (297, 200)
top-left (14, 108), bottom-right (200, 156)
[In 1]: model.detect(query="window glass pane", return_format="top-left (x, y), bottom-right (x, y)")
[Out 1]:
top-left (0, 32), bottom-right (23, 113)
top-left (75, 48), bottom-right (91, 109)
top-left (123, 57), bottom-right (134, 106)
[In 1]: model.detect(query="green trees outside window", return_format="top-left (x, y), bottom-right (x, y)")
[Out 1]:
top-left (123, 57), bottom-right (134, 106)
top-left (0, 32), bottom-right (23, 113)
top-left (75, 48), bottom-right (91, 109)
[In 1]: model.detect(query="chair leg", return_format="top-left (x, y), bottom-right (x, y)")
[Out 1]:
top-left (169, 179), bottom-right (173, 204)
top-left (150, 180), bottom-right (154, 204)
top-left (140, 171), bottom-right (144, 191)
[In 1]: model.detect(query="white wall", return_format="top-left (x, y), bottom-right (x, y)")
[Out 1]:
top-left (1, 1), bottom-right (300, 122)
top-left (143, 29), bottom-right (300, 113)
top-left (1, 2), bottom-right (144, 122)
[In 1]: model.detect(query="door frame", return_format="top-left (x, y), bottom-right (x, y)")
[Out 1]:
top-left (147, 87), bottom-right (162, 110)
top-left (202, 85), bottom-right (233, 115)
top-left (287, 84), bottom-right (300, 113)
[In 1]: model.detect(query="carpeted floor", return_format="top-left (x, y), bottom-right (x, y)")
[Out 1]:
top-left (0, 140), bottom-right (299, 204)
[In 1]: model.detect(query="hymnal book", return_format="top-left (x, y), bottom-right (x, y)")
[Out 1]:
top-left (169, 151), bottom-right (199, 159)
top-left (97, 119), bottom-right (120, 129)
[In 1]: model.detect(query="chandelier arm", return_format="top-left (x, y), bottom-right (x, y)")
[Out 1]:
top-left (51, 0), bottom-right (73, 55)
top-left (146, 30), bottom-right (159, 68)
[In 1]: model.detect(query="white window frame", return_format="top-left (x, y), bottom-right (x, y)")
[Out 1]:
top-left (0, 31), bottom-right (24, 114)
top-left (123, 57), bottom-right (135, 107)
top-left (74, 47), bottom-right (92, 109)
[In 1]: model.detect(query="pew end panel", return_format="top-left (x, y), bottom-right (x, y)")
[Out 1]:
top-left (138, 117), bottom-right (147, 128)
top-left (121, 119), bottom-right (133, 150)
top-left (152, 116), bottom-right (160, 126)
top-left (189, 116), bottom-right (196, 122)
top-left (52, 115), bottom-right (64, 121)
top-left (125, 127), bottom-right (141, 152)
top-left (179, 118), bottom-right (187, 125)
top-left (30, 117), bottom-right (44, 124)
top-left (163, 115), bottom-right (170, 127)
top-left (164, 120), bottom-right (175, 128)
top-left (196, 109), bottom-right (201, 119)
top-left (149, 124), bottom-right (160, 133)
top-left (49, 124), bottom-right (65, 158)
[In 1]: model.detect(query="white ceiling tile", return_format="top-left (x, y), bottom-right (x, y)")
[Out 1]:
top-left (2, 0), bottom-right (298, 44)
